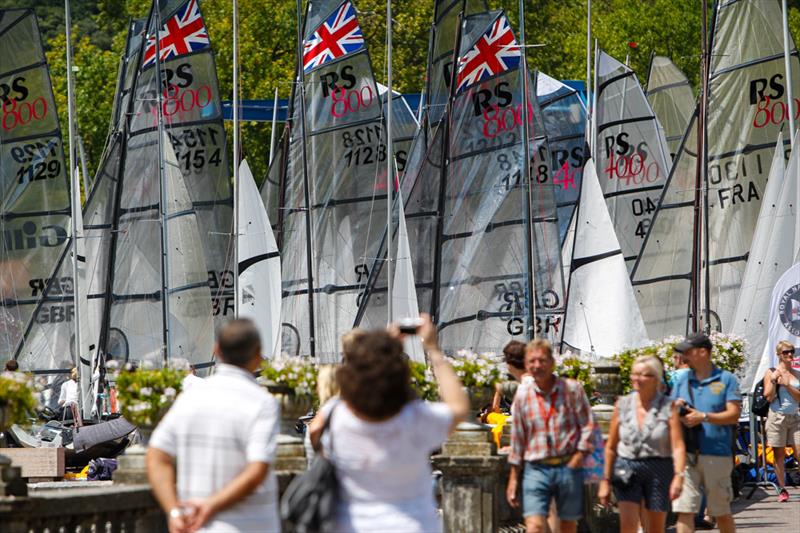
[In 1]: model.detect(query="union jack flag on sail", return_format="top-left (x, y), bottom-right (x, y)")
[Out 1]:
top-left (456, 15), bottom-right (520, 93)
top-left (142, 0), bottom-right (210, 68)
top-left (303, 1), bottom-right (365, 73)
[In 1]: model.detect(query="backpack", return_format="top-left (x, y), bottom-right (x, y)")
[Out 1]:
top-left (751, 368), bottom-right (775, 418)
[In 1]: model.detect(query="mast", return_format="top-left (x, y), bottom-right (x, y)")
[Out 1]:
top-left (269, 88), bottom-right (279, 165)
top-left (585, 0), bottom-right (592, 148)
top-left (783, 0), bottom-right (796, 146)
top-left (296, 0), bottom-right (316, 357)
top-left (232, 0), bottom-right (240, 318)
top-left (64, 0), bottom-right (83, 410)
top-left (518, 0), bottom-right (536, 339)
top-left (701, 0), bottom-right (711, 332)
top-left (153, 4), bottom-right (172, 363)
top-left (430, 0), bottom-right (465, 323)
top-left (386, 0), bottom-right (394, 323)
top-left (691, 0), bottom-right (710, 333)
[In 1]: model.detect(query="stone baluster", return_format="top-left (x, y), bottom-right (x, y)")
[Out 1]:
top-left (432, 422), bottom-right (505, 533)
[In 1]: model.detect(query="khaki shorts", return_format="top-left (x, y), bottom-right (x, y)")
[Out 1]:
top-left (672, 455), bottom-right (733, 517)
top-left (766, 411), bottom-right (800, 448)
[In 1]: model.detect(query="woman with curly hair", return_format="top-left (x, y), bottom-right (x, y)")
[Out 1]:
top-left (309, 314), bottom-right (468, 532)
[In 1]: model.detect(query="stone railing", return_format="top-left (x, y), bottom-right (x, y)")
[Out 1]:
top-left (0, 484), bottom-right (166, 533)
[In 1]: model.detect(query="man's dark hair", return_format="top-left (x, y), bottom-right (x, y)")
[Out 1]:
top-left (337, 330), bottom-right (414, 420)
top-left (503, 340), bottom-right (526, 370)
top-left (4, 359), bottom-right (19, 371)
top-left (217, 319), bottom-right (261, 367)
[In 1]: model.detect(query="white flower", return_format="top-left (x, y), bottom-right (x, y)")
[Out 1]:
top-left (141, 360), bottom-right (155, 370)
top-left (163, 387), bottom-right (176, 398)
top-left (129, 401), bottom-right (149, 412)
top-left (140, 387), bottom-right (153, 397)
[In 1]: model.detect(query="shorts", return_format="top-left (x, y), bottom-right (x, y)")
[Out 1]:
top-left (612, 456), bottom-right (674, 512)
top-left (522, 462), bottom-right (584, 521)
top-left (766, 411), bottom-right (800, 448)
top-left (672, 455), bottom-right (733, 517)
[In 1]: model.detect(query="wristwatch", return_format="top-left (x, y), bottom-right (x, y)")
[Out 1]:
top-left (169, 507), bottom-right (184, 519)
top-left (701, 412), bottom-right (708, 422)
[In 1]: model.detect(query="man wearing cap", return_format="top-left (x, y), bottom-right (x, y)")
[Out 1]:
top-left (670, 333), bottom-right (741, 533)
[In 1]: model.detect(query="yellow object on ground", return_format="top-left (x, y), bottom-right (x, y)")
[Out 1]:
top-left (486, 412), bottom-right (509, 448)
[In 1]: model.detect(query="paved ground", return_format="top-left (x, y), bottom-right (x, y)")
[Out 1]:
top-left (667, 485), bottom-right (800, 531)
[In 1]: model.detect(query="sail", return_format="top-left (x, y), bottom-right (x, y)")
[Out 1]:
top-left (562, 159), bottom-right (647, 357)
top-left (237, 159), bottom-right (281, 358)
top-left (435, 11), bottom-right (563, 350)
top-left (425, 0), bottom-right (488, 127)
top-left (391, 189), bottom-right (424, 362)
top-left (645, 55), bottom-right (695, 159)
top-left (139, 0), bottom-right (234, 327)
top-left (97, 1), bottom-right (216, 366)
top-left (734, 133), bottom-right (795, 390)
top-left (632, 0), bottom-right (800, 338)
top-left (0, 10), bottom-right (71, 369)
top-left (275, 0), bottom-right (393, 360)
top-left (536, 72), bottom-right (588, 243)
top-left (595, 50), bottom-right (671, 271)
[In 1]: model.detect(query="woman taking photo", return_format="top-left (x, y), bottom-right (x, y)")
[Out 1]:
top-left (764, 341), bottom-right (800, 503)
top-left (598, 356), bottom-right (686, 533)
top-left (309, 314), bottom-right (468, 532)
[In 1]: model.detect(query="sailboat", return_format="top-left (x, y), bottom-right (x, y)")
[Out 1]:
top-left (237, 159), bottom-right (281, 357)
top-left (734, 133), bottom-right (797, 390)
top-left (1, 9), bottom-right (72, 375)
top-left (262, 0), bottom-right (417, 361)
top-left (358, 9), bottom-right (564, 352)
top-left (594, 49), bottom-right (671, 271)
top-left (90, 0), bottom-right (218, 367)
top-left (561, 159), bottom-right (648, 357)
top-left (631, 0), bottom-right (800, 340)
top-left (645, 55), bottom-right (694, 160)
top-left (536, 72), bottom-right (588, 244)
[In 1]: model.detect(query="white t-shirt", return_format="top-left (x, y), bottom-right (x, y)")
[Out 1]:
top-left (59, 379), bottom-right (79, 406)
top-left (319, 399), bottom-right (453, 533)
top-left (151, 364), bottom-right (280, 532)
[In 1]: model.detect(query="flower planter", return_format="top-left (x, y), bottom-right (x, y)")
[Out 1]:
top-left (265, 384), bottom-right (315, 435)
top-left (467, 386), bottom-right (495, 420)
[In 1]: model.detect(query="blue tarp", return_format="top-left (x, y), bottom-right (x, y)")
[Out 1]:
top-left (221, 81), bottom-right (586, 122)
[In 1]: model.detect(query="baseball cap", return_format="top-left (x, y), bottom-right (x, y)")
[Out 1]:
top-left (679, 332), bottom-right (713, 351)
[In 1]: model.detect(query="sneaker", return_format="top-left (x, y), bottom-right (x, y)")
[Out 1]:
top-left (778, 488), bottom-right (790, 502)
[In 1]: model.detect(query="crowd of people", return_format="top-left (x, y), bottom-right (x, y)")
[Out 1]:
top-left (30, 316), bottom-right (782, 533)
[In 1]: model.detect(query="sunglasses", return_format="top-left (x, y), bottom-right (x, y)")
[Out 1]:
top-left (781, 348), bottom-right (796, 356)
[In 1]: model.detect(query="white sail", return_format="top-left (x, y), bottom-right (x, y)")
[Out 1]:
top-left (237, 159), bottom-right (281, 358)
top-left (735, 132), bottom-right (797, 390)
top-left (645, 55), bottom-right (695, 160)
top-left (391, 190), bottom-right (424, 362)
top-left (595, 50), bottom-right (671, 271)
top-left (562, 159), bottom-right (648, 357)
top-left (632, 0), bottom-right (800, 339)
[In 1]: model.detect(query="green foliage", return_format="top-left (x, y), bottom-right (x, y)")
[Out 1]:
top-left (556, 356), bottom-right (594, 398)
top-left (115, 367), bottom-right (185, 427)
top-left (259, 357), bottom-right (318, 398)
top-left (0, 372), bottom-right (38, 427)
top-left (611, 333), bottom-right (747, 394)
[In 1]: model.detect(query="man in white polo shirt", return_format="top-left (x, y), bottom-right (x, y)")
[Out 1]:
top-left (146, 319), bottom-right (280, 532)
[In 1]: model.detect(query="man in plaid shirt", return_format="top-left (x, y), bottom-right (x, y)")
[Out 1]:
top-left (506, 339), bottom-right (594, 533)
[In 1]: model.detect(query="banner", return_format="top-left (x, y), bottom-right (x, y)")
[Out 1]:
top-left (752, 262), bottom-right (800, 391)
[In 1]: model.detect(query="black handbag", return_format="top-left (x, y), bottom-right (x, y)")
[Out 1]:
top-left (280, 403), bottom-right (339, 532)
